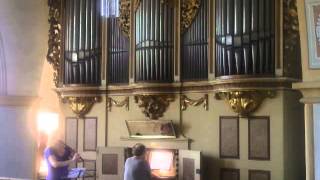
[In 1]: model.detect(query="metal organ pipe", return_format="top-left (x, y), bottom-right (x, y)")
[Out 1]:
top-left (63, 0), bottom-right (101, 85)
top-left (215, 0), bottom-right (275, 77)
top-left (135, 0), bottom-right (174, 83)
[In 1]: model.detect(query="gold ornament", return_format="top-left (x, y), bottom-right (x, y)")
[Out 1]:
top-left (181, 94), bottom-right (208, 111)
top-left (119, 0), bottom-right (131, 37)
top-left (62, 96), bottom-right (101, 118)
top-left (134, 94), bottom-right (175, 120)
top-left (107, 97), bottom-right (129, 112)
top-left (47, 0), bottom-right (62, 87)
top-left (181, 0), bottom-right (201, 33)
top-left (215, 91), bottom-right (276, 116)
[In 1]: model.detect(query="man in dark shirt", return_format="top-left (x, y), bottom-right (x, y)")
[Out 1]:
top-left (124, 143), bottom-right (151, 180)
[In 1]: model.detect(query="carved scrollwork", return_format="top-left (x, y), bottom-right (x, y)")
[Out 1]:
top-left (119, 0), bottom-right (131, 37)
top-left (283, 0), bottom-right (299, 52)
top-left (215, 91), bottom-right (276, 116)
top-left (62, 96), bottom-right (101, 118)
top-left (107, 97), bottom-right (129, 112)
top-left (181, 94), bottom-right (208, 111)
top-left (181, 0), bottom-right (201, 33)
top-left (47, 0), bottom-right (62, 87)
top-left (134, 94), bottom-right (175, 120)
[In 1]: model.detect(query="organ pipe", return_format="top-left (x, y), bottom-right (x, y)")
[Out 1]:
top-left (64, 0), bottom-right (101, 85)
top-left (215, 0), bottom-right (275, 77)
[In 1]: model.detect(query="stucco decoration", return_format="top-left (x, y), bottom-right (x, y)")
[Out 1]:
top-left (134, 94), bottom-right (175, 120)
top-left (0, 32), bottom-right (7, 95)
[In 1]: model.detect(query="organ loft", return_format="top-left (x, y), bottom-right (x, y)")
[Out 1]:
top-left (0, 0), bottom-right (320, 180)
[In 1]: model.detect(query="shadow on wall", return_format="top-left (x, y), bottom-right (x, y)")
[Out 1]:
top-left (0, 31), bottom-right (7, 95)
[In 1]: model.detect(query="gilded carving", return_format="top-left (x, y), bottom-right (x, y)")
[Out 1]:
top-left (215, 91), bottom-right (276, 116)
top-left (47, 0), bottom-right (62, 87)
top-left (181, 0), bottom-right (201, 33)
top-left (107, 97), bottom-right (129, 112)
top-left (180, 94), bottom-right (208, 111)
top-left (134, 94), bottom-right (175, 120)
top-left (62, 96), bottom-right (101, 118)
top-left (283, 0), bottom-right (299, 52)
top-left (119, 0), bottom-right (131, 37)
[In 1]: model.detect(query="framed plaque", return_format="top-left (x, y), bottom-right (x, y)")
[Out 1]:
top-left (65, 117), bottom-right (78, 151)
top-left (306, 0), bottom-right (320, 68)
top-left (220, 168), bottom-right (240, 180)
top-left (84, 117), bottom-right (97, 151)
top-left (219, 116), bottom-right (239, 159)
top-left (249, 170), bottom-right (271, 180)
top-left (248, 117), bottom-right (270, 160)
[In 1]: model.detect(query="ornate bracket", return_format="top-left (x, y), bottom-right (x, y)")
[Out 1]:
top-left (47, 0), bottom-right (62, 87)
top-left (134, 94), bottom-right (175, 120)
top-left (107, 97), bottom-right (129, 112)
top-left (181, 0), bottom-right (201, 33)
top-left (181, 94), bottom-right (208, 111)
top-left (119, 0), bottom-right (131, 37)
top-left (62, 96), bottom-right (101, 118)
top-left (215, 91), bottom-right (276, 117)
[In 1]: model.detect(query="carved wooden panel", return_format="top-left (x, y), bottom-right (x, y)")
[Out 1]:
top-left (220, 116), bottom-right (239, 158)
top-left (249, 117), bottom-right (270, 160)
top-left (84, 117), bottom-right (97, 151)
top-left (249, 170), bottom-right (271, 180)
top-left (65, 117), bottom-right (78, 151)
top-left (83, 160), bottom-right (96, 180)
top-left (183, 158), bottom-right (195, 180)
top-left (102, 154), bottom-right (118, 175)
top-left (220, 168), bottom-right (240, 180)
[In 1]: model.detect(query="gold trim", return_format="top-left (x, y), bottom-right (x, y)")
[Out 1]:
top-left (107, 97), bottom-right (129, 112)
top-left (215, 91), bottom-right (276, 116)
top-left (180, 94), bottom-right (208, 111)
top-left (119, 0), bottom-right (131, 37)
top-left (181, 0), bottom-right (201, 33)
top-left (134, 94), bottom-right (175, 120)
top-left (47, 0), bottom-right (62, 87)
top-left (62, 96), bottom-right (101, 118)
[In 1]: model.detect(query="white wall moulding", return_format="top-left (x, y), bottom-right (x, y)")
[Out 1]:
top-left (0, 96), bottom-right (39, 107)
top-left (293, 81), bottom-right (320, 103)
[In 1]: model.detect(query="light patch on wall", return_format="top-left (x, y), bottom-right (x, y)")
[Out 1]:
top-left (37, 112), bottom-right (59, 135)
top-left (0, 32), bottom-right (7, 95)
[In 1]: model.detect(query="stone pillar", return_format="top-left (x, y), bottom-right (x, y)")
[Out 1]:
top-left (305, 103), bottom-right (315, 180)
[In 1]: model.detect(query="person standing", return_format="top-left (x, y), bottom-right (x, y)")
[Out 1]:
top-left (44, 139), bottom-right (80, 180)
top-left (124, 143), bottom-right (151, 180)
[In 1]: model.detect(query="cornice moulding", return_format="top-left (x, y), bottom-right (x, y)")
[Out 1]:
top-left (0, 96), bottom-right (39, 107)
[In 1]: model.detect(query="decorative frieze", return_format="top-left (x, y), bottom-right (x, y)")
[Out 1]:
top-left (180, 94), bottom-right (208, 111)
top-left (107, 97), bottom-right (129, 112)
top-left (62, 96), bottom-right (101, 117)
top-left (134, 94), bottom-right (175, 120)
top-left (215, 90), bottom-right (276, 116)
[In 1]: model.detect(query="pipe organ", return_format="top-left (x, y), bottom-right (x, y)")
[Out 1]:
top-left (135, 0), bottom-right (175, 83)
top-left (181, 0), bottom-right (209, 81)
top-left (63, 0), bottom-right (101, 85)
top-left (107, 17), bottom-right (129, 84)
top-left (215, 0), bottom-right (275, 77)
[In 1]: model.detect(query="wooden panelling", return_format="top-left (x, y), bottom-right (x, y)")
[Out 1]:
top-left (220, 168), bottom-right (240, 180)
top-left (219, 116), bottom-right (239, 159)
top-left (249, 170), bottom-right (271, 180)
top-left (248, 116), bottom-right (270, 160)
top-left (84, 117), bottom-right (97, 151)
